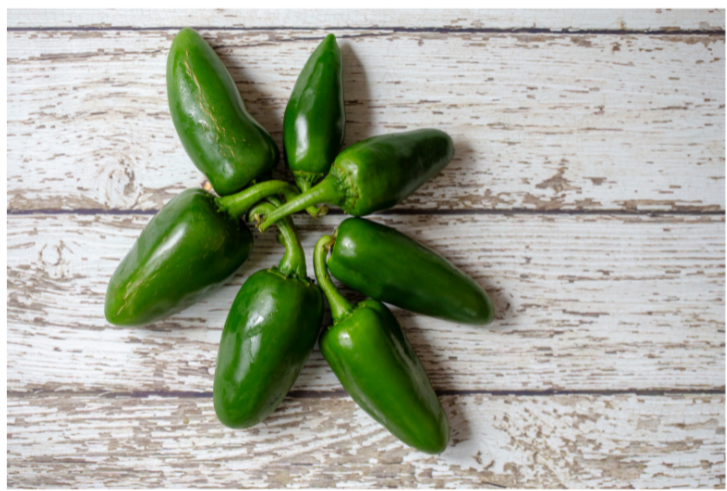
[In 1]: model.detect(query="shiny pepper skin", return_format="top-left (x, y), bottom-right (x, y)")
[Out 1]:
top-left (258, 129), bottom-right (454, 232)
top-left (167, 28), bottom-right (279, 196)
top-left (213, 269), bottom-right (323, 428)
top-left (314, 235), bottom-right (449, 454)
top-left (284, 34), bottom-right (345, 193)
top-left (105, 189), bottom-right (253, 326)
top-left (214, 202), bottom-right (323, 429)
top-left (328, 218), bottom-right (495, 326)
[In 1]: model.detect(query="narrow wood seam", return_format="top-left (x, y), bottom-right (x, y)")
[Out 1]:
top-left (7, 26), bottom-right (727, 35)
top-left (7, 208), bottom-right (726, 216)
top-left (8, 388), bottom-right (726, 400)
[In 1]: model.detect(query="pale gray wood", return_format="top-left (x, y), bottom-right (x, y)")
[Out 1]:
top-left (7, 30), bottom-right (725, 212)
top-left (7, 393), bottom-right (725, 488)
top-left (8, 213), bottom-right (724, 394)
top-left (8, 9), bottom-right (725, 31)
top-left (7, 9), bottom-right (725, 489)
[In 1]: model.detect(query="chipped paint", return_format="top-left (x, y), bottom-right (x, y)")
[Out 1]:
top-left (6, 394), bottom-right (725, 487)
top-left (6, 9), bottom-right (727, 488)
top-left (7, 28), bottom-right (725, 213)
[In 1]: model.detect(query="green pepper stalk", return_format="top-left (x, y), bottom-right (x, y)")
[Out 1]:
top-left (105, 189), bottom-right (253, 326)
top-left (215, 180), bottom-right (328, 220)
top-left (328, 218), bottom-right (495, 326)
top-left (248, 198), bottom-right (306, 278)
top-left (314, 235), bottom-right (450, 454)
top-left (313, 235), bottom-right (354, 322)
top-left (213, 200), bottom-right (323, 429)
top-left (259, 129), bottom-right (455, 232)
top-left (284, 34), bottom-right (345, 193)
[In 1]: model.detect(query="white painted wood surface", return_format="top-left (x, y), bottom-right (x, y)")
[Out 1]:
top-left (8, 394), bottom-right (725, 488)
top-left (8, 214), bottom-right (725, 394)
top-left (7, 9), bottom-right (725, 488)
top-left (8, 29), bottom-right (725, 212)
top-left (8, 9), bottom-right (726, 31)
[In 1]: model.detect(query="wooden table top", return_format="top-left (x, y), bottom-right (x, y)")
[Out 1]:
top-left (7, 9), bottom-right (725, 488)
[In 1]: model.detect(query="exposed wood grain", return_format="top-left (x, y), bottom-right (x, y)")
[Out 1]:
top-left (7, 393), bottom-right (725, 488)
top-left (7, 30), bottom-right (724, 212)
top-left (8, 213), bottom-right (724, 394)
top-left (8, 9), bottom-right (726, 489)
top-left (8, 9), bottom-right (726, 31)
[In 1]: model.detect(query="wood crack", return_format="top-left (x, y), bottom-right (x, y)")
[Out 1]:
top-left (7, 208), bottom-right (727, 216)
top-left (7, 26), bottom-right (727, 36)
top-left (8, 388), bottom-right (726, 400)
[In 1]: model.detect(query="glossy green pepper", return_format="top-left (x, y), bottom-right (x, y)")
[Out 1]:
top-left (314, 235), bottom-right (449, 454)
top-left (258, 129), bottom-right (454, 231)
top-left (105, 189), bottom-right (253, 326)
top-left (284, 34), bottom-right (345, 193)
top-left (213, 128), bottom-right (450, 224)
top-left (328, 218), bottom-right (494, 326)
top-left (214, 199), bottom-right (323, 429)
top-left (167, 27), bottom-right (279, 196)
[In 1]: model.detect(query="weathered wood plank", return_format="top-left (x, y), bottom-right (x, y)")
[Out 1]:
top-left (8, 213), bottom-right (724, 394)
top-left (7, 393), bottom-right (725, 488)
top-left (7, 10), bottom-right (726, 490)
top-left (8, 30), bottom-right (725, 212)
top-left (8, 9), bottom-right (726, 31)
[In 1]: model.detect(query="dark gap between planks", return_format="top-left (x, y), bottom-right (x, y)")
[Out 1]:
top-left (8, 388), bottom-right (726, 400)
top-left (7, 26), bottom-right (726, 36)
top-left (7, 208), bottom-right (727, 217)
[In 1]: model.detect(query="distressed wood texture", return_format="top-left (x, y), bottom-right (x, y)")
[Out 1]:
top-left (7, 9), bottom-right (726, 489)
top-left (7, 29), bottom-right (725, 212)
top-left (8, 213), bottom-right (725, 394)
top-left (7, 394), bottom-right (725, 488)
top-left (8, 9), bottom-right (726, 31)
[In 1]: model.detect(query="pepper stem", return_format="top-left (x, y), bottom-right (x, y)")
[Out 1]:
top-left (306, 203), bottom-right (329, 219)
top-left (296, 179), bottom-right (312, 194)
top-left (259, 177), bottom-right (343, 232)
top-left (314, 235), bottom-right (353, 323)
top-left (297, 179), bottom-right (329, 218)
top-left (216, 180), bottom-right (299, 219)
top-left (216, 180), bottom-right (327, 220)
top-left (249, 199), bottom-right (307, 279)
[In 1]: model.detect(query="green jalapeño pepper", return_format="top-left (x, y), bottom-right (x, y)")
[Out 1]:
top-left (328, 218), bottom-right (495, 326)
top-left (105, 189), bottom-right (253, 326)
top-left (214, 199), bottom-right (323, 429)
top-left (258, 129), bottom-right (454, 232)
top-left (284, 34), bottom-right (345, 193)
top-left (167, 28), bottom-right (279, 196)
top-left (314, 235), bottom-right (450, 454)
top-left (213, 128), bottom-right (450, 223)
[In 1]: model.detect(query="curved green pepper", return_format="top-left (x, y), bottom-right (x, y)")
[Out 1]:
top-left (284, 34), bottom-right (345, 193)
top-left (167, 27), bottom-right (279, 196)
top-left (328, 218), bottom-right (494, 325)
top-left (258, 129), bottom-right (454, 231)
top-left (213, 129), bottom-right (450, 225)
top-left (214, 199), bottom-right (323, 429)
top-left (314, 235), bottom-right (449, 454)
top-left (105, 189), bottom-right (253, 326)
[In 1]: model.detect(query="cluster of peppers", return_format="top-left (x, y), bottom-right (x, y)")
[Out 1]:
top-left (105, 28), bottom-right (494, 455)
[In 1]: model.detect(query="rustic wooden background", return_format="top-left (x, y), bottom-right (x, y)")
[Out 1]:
top-left (7, 9), bottom-right (726, 488)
